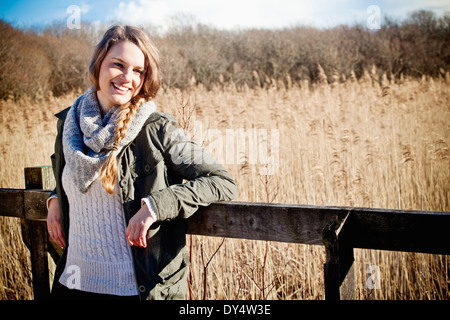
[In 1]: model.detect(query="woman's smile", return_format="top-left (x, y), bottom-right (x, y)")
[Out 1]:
top-left (112, 82), bottom-right (132, 94)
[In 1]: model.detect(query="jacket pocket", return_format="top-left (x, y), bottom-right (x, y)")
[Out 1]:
top-left (158, 248), bottom-right (189, 282)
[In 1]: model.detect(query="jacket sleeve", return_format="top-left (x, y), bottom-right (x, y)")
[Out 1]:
top-left (47, 153), bottom-right (58, 209)
top-left (146, 114), bottom-right (237, 222)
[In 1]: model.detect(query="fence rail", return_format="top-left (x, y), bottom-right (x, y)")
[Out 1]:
top-left (1, 166), bottom-right (449, 300)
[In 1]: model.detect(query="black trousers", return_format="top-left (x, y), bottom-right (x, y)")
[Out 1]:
top-left (51, 280), bottom-right (139, 300)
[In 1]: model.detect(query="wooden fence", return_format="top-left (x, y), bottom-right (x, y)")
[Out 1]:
top-left (0, 166), bottom-right (449, 300)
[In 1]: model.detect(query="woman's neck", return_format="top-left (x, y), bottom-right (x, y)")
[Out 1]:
top-left (96, 91), bottom-right (114, 117)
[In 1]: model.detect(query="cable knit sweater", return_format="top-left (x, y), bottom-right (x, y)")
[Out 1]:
top-left (58, 166), bottom-right (139, 296)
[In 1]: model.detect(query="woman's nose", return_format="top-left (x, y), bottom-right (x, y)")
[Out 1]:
top-left (120, 68), bottom-right (133, 82)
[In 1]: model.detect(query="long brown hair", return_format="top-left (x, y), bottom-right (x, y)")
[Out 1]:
top-left (89, 25), bottom-right (161, 193)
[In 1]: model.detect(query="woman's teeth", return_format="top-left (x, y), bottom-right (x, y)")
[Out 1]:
top-left (113, 83), bottom-right (130, 92)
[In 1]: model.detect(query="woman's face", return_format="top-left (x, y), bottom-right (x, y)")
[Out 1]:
top-left (96, 40), bottom-right (145, 113)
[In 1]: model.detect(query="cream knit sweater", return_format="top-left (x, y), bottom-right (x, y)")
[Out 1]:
top-left (58, 166), bottom-right (139, 296)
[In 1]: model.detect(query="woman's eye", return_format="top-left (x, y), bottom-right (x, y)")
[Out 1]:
top-left (114, 62), bottom-right (123, 68)
top-left (134, 69), bottom-right (143, 75)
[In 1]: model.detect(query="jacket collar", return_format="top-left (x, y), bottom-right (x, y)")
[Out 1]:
top-left (55, 106), bottom-right (71, 121)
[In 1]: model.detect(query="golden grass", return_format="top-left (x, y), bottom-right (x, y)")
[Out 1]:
top-left (0, 75), bottom-right (449, 299)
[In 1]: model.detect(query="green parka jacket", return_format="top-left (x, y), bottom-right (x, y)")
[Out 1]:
top-left (49, 107), bottom-right (237, 299)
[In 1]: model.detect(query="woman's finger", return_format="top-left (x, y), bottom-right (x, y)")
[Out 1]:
top-left (125, 225), bottom-right (134, 246)
top-left (132, 227), bottom-right (141, 247)
top-left (55, 228), bottom-right (65, 248)
top-left (48, 228), bottom-right (65, 248)
top-left (139, 229), bottom-right (147, 248)
top-left (48, 224), bottom-right (64, 248)
top-left (127, 224), bottom-right (140, 247)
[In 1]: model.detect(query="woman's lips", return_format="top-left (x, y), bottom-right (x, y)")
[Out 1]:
top-left (112, 82), bottom-right (131, 95)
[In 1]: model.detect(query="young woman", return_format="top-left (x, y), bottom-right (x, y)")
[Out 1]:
top-left (46, 25), bottom-right (237, 300)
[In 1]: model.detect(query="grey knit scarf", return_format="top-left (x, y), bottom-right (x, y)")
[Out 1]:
top-left (63, 86), bottom-right (156, 193)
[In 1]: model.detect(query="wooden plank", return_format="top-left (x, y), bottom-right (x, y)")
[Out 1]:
top-left (323, 219), bottom-right (341, 300)
top-left (323, 212), bottom-right (355, 300)
top-left (349, 208), bottom-right (450, 255)
top-left (24, 190), bottom-right (51, 221)
top-left (24, 166), bottom-right (55, 190)
top-left (0, 189), bottom-right (24, 218)
top-left (187, 201), bottom-right (348, 245)
top-left (188, 202), bottom-right (450, 255)
top-left (1, 188), bottom-right (449, 254)
top-left (336, 213), bottom-right (355, 300)
top-left (24, 167), bottom-right (51, 300)
top-left (28, 220), bottom-right (50, 300)
top-left (0, 189), bottom-right (52, 221)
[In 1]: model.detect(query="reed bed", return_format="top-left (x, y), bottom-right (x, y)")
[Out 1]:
top-left (0, 75), bottom-right (449, 299)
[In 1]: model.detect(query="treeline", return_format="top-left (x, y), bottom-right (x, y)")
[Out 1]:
top-left (0, 10), bottom-right (449, 99)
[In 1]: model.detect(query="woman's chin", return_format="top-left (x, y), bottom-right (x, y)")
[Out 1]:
top-left (109, 94), bottom-right (132, 106)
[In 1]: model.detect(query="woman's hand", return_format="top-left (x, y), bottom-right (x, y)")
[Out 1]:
top-left (125, 205), bottom-right (155, 248)
top-left (47, 198), bottom-right (66, 248)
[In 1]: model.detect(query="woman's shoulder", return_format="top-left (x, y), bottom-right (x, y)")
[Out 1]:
top-left (144, 111), bottom-right (178, 128)
top-left (53, 107), bottom-right (72, 134)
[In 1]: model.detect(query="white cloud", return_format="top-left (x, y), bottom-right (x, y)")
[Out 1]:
top-left (112, 0), bottom-right (358, 29)
top-left (113, 0), bottom-right (170, 26)
top-left (111, 0), bottom-right (450, 30)
top-left (177, 0), bottom-right (359, 29)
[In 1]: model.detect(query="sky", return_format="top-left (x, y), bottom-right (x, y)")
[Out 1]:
top-left (1, 0), bottom-right (449, 31)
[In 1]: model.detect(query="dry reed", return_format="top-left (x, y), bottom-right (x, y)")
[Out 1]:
top-left (0, 75), bottom-right (449, 299)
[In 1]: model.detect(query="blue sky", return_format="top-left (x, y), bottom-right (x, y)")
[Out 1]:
top-left (1, 0), bottom-right (449, 30)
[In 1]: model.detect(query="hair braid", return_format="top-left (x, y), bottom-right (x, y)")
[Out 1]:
top-left (100, 98), bottom-right (142, 193)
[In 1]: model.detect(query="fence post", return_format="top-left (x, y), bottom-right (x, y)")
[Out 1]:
top-left (323, 211), bottom-right (355, 300)
top-left (23, 166), bottom-right (55, 300)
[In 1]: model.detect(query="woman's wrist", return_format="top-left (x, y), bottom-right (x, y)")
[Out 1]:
top-left (47, 194), bottom-right (58, 210)
top-left (141, 197), bottom-right (157, 221)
